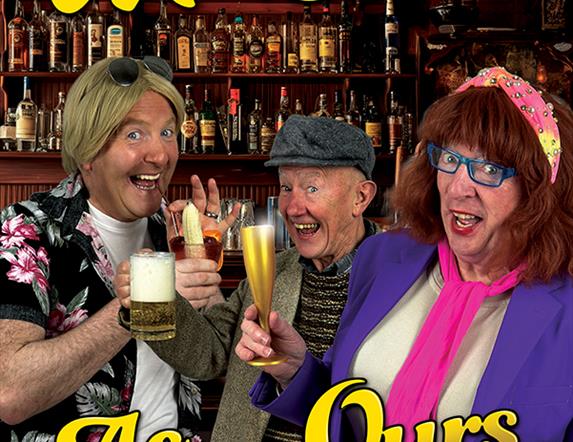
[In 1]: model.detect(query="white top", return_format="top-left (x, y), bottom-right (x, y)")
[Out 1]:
top-left (349, 261), bottom-right (510, 439)
top-left (88, 202), bottom-right (178, 441)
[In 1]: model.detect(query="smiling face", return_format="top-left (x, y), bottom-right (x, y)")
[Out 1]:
top-left (81, 91), bottom-right (178, 222)
top-left (278, 166), bottom-right (374, 272)
top-left (437, 144), bottom-right (522, 280)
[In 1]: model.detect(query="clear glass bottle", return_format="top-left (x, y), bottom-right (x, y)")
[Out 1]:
top-left (333, 90), bottom-right (345, 122)
top-left (247, 98), bottom-right (262, 153)
top-left (71, 13), bottom-right (86, 72)
top-left (8, 0), bottom-right (29, 72)
top-left (384, 0), bottom-right (400, 74)
top-left (16, 76), bottom-right (37, 151)
top-left (338, 0), bottom-right (352, 74)
top-left (345, 90), bottom-right (361, 126)
top-left (312, 93), bottom-right (330, 118)
top-left (318, 1), bottom-right (337, 73)
top-left (265, 21), bottom-right (281, 73)
top-left (175, 14), bottom-right (192, 71)
top-left (281, 12), bottom-right (298, 73)
top-left (299, 5), bottom-right (318, 73)
top-left (294, 98), bottom-right (305, 115)
top-left (154, 0), bottom-right (172, 65)
top-left (247, 15), bottom-right (264, 74)
top-left (28, 0), bottom-right (47, 72)
top-left (193, 16), bottom-right (210, 73)
top-left (48, 9), bottom-right (70, 72)
top-left (275, 86), bottom-right (291, 132)
top-left (211, 8), bottom-right (230, 73)
top-left (49, 91), bottom-right (65, 151)
top-left (260, 117), bottom-right (276, 154)
top-left (199, 88), bottom-right (217, 154)
top-left (87, 0), bottom-right (105, 67)
top-left (107, 8), bottom-right (124, 58)
top-left (180, 84), bottom-right (198, 154)
top-left (230, 14), bottom-right (246, 73)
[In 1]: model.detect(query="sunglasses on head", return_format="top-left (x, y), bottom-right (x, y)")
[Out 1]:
top-left (106, 56), bottom-right (173, 86)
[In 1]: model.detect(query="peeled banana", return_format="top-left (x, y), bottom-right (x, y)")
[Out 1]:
top-left (182, 202), bottom-right (206, 259)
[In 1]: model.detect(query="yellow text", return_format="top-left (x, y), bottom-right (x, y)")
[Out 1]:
top-left (51, 0), bottom-right (196, 14)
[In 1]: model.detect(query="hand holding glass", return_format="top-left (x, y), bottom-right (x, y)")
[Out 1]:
top-left (241, 225), bottom-right (287, 366)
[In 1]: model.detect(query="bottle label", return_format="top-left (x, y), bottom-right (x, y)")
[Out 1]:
top-left (300, 42), bottom-right (317, 62)
top-left (199, 120), bottom-right (216, 147)
top-left (233, 38), bottom-right (245, 55)
top-left (30, 29), bottom-right (45, 56)
top-left (267, 41), bottom-right (281, 54)
top-left (385, 23), bottom-right (399, 34)
top-left (16, 114), bottom-right (36, 140)
top-left (249, 40), bottom-right (263, 58)
top-left (177, 37), bottom-right (191, 69)
top-left (194, 44), bottom-right (209, 67)
top-left (50, 22), bottom-right (68, 64)
top-left (107, 26), bottom-right (124, 57)
top-left (89, 23), bottom-right (104, 48)
top-left (212, 40), bottom-right (229, 52)
top-left (9, 30), bottom-right (25, 66)
top-left (73, 31), bottom-right (85, 67)
top-left (181, 119), bottom-right (198, 138)
top-left (365, 122), bottom-right (382, 148)
top-left (287, 53), bottom-right (299, 68)
top-left (319, 38), bottom-right (335, 57)
top-left (248, 122), bottom-right (259, 152)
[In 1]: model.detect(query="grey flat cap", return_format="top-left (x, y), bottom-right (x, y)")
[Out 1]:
top-left (265, 115), bottom-right (375, 180)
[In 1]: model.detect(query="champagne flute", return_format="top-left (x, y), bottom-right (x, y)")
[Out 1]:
top-left (241, 225), bottom-right (287, 366)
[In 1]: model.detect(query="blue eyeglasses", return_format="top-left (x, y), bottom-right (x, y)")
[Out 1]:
top-left (427, 142), bottom-right (516, 188)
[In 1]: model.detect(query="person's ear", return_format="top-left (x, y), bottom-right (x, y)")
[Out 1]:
top-left (352, 180), bottom-right (377, 217)
top-left (80, 162), bottom-right (93, 173)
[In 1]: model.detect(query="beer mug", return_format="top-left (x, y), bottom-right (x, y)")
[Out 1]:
top-left (130, 251), bottom-right (176, 341)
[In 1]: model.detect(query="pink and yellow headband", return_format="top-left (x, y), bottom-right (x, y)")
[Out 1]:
top-left (456, 66), bottom-right (561, 184)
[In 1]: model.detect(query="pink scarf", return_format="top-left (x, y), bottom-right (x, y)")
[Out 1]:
top-left (385, 240), bottom-right (523, 441)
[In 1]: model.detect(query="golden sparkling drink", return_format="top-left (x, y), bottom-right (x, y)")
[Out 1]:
top-left (130, 252), bottom-right (176, 341)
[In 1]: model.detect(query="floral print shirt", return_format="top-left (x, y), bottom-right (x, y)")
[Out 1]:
top-left (0, 174), bottom-right (203, 442)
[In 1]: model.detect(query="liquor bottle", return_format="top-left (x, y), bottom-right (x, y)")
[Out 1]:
top-left (227, 88), bottom-right (243, 154)
top-left (180, 84), bottom-right (198, 154)
top-left (8, 0), bottom-right (29, 72)
top-left (402, 111), bottom-right (414, 155)
top-left (275, 87), bottom-right (291, 132)
top-left (338, 0), bottom-right (352, 73)
top-left (312, 93), bottom-right (330, 118)
top-left (48, 9), bottom-right (70, 72)
top-left (154, 0), bottom-right (172, 65)
top-left (107, 9), bottom-right (124, 58)
top-left (294, 98), bottom-right (305, 115)
top-left (281, 12), bottom-right (298, 73)
top-left (345, 90), bottom-right (361, 126)
top-left (230, 15), bottom-right (246, 73)
top-left (15, 77), bottom-right (37, 151)
top-left (141, 28), bottom-right (155, 57)
top-left (211, 8), bottom-right (230, 73)
top-left (199, 89), bottom-right (217, 154)
top-left (364, 98), bottom-right (382, 151)
top-left (351, 0), bottom-right (364, 72)
top-left (48, 91), bottom-right (65, 151)
top-left (387, 91), bottom-right (402, 154)
top-left (193, 16), bottom-right (210, 73)
top-left (265, 21), bottom-right (282, 73)
top-left (318, 1), bottom-right (337, 73)
top-left (247, 98), bottom-right (262, 153)
top-left (71, 13), bottom-right (86, 72)
top-left (247, 15), bottom-right (264, 74)
top-left (87, 0), bottom-right (105, 67)
top-left (29, 0), bottom-right (47, 71)
top-left (260, 117), bottom-right (276, 154)
top-left (333, 90), bottom-right (345, 122)
top-left (384, 0), bottom-right (401, 74)
top-left (299, 5), bottom-right (318, 73)
top-left (175, 15), bottom-right (192, 71)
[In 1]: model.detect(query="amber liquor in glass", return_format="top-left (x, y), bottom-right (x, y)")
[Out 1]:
top-left (8, 0), bottom-right (29, 72)
top-left (180, 85), bottom-right (198, 154)
top-left (265, 21), bottom-right (282, 73)
top-left (211, 8), bottom-right (230, 73)
top-left (28, 0), bottom-right (47, 72)
top-left (71, 13), bottom-right (86, 72)
top-left (175, 14), bottom-right (193, 71)
top-left (193, 16), bottom-right (211, 73)
top-left (247, 15), bottom-right (264, 73)
top-left (275, 87), bottom-right (291, 132)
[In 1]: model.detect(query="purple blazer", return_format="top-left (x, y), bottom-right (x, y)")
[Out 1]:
top-left (250, 230), bottom-right (573, 441)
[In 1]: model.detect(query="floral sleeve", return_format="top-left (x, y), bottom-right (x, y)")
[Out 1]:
top-left (0, 205), bottom-right (51, 328)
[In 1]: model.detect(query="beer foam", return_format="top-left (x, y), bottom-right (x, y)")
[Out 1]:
top-left (130, 252), bottom-right (175, 303)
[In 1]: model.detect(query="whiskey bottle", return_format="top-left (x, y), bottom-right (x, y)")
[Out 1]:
top-left (275, 86), bottom-right (291, 132)
top-left (175, 15), bottom-right (192, 71)
top-left (8, 0), bottom-right (29, 72)
top-left (265, 21), bottom-right (282, 73)
top-left (193, 16), bottom-right (210, 73)
top-left (384, 0), bottom-right (401, 74)
top-left (294, 98), bottom-right (305, 115)
top-left (387, 91), bottom-right (402, 154)
top-left (199, 89), bottom-right (217, 154)
top-left (226, 88), bottom-right (243, 154)
top-left (230, 14), bottom-right (246, 73)
top-left (247, 99), bottom-right (262, 154)
top-left (154, 0), bottom-right (172, 65)
top-left (28, 0), bottom-right (47, 71)
top-left (318, 1), bottom-right (337, 73)
top-left (71, 13), bottom-right (86, 72)
top-left (281, 12), bottom-right (298, 73)
top-left (312, 93), bottom-right (330, 118)
top-left (333, 90), bottom-right (345, 122)
top-left (180, 84), bottom-right (198, 154)
top-left (338, 0), bottom-right (352, 73)
top-left (107, 8), bottom-right (124, 58)
top-left (87, 0), bottom-right (105, 67)
top-left (211, 8), bottom-right (230, 73)
top-left (345, 90), bottom-right (361, 126)
top-left (15, 77), bottom-right (37, 151)
top-left (48, 9), bottom-right (70, 72)
top-left (247, 15), bottom-right (264, 74)
top-left (260, 117), bottom-right (276, 154)
top-left (364, 98), bottom-right (382, 151)
top-left (299, 5), bottom-right (318, 73)
top-left (48, 91), bottom-right (65, 151)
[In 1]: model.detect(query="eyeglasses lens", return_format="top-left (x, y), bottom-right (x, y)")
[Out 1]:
top-left (108, 58), bottom-right (139, 86)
